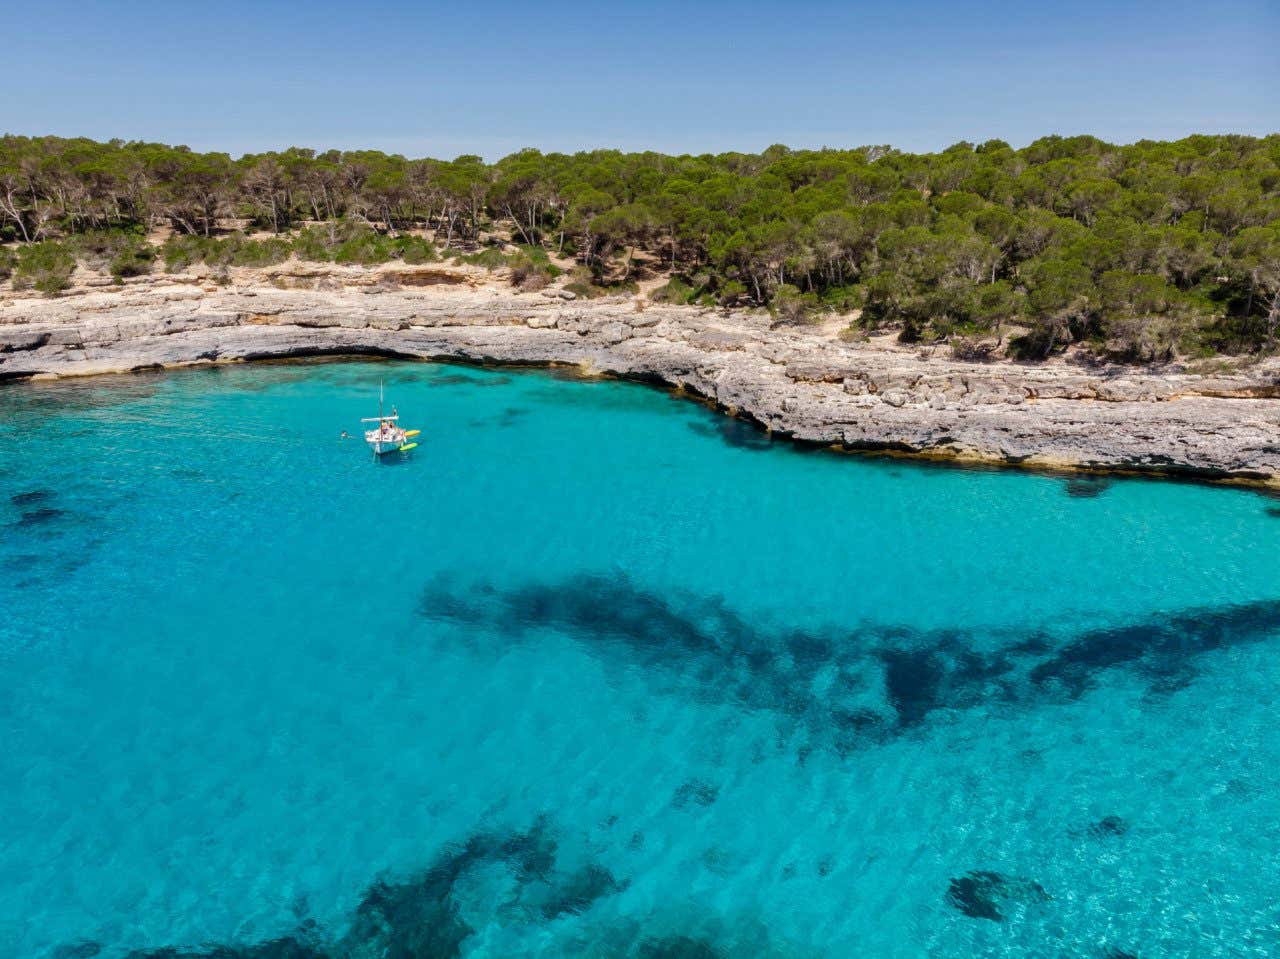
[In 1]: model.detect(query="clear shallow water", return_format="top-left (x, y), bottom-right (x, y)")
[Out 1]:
top-left (3, 361), bottom-right (1280, 959)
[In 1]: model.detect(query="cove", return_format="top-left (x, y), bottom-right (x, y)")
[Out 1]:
top-left (3, 360), bottom-right (1280, 959)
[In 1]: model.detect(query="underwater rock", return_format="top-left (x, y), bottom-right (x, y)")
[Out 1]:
top-left (1087, 815), bottom-right (1129, 838)
top-left (945, 870), bottom-right (1049, 922)
top-left (495, 406), bottom-right (530, 426)
top-left (3, 552), bottom-right (44, 572)
top-left (421, 572), bottom-right (1280, 750)
top-left (123, 936), bottom-right (325, 959)
top-left (537, 863), bottom-right (628, 919)
top-left (52, 943), bottom-right (103, 959)
top-left (686, 418), bottom-right (773, 451)
top-left (1265, 506), bottom-right (1280, 518)
top-left (672, 779), bottom-right (719, 809)
top-left (10, 488), bottom-right (54, 507)
top-left (342, 853), bottom-right (475, 959)
top-left (1064, 476), bottom-right (1112, 498)
top-left (1029, 598), bottom-right (1280, 697)
top-left (13, 506), bottom-right (68, 527)
top-left (114, 819), bottom-right (630, 959)
top-left (636, 935), bottom-right (723, 959)
top-left (878, 648), bottom-right (946, 728)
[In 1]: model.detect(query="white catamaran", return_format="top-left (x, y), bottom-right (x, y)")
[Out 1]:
top-left (362, 382), bottom-right (419, 456)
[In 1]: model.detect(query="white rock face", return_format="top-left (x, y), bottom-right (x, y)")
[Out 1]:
top-left (3, 267), bottom-right (1280, 485)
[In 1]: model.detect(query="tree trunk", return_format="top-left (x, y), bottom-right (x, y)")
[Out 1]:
top-left (0, 191), bottom-right (31, 242)
top-left (504, 204), bottom-right (534, 246)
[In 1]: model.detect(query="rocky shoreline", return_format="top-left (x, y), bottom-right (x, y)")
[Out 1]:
top-left (3, 262), bottom-right (1280, 486)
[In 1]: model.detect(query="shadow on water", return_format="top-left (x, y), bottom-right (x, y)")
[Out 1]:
top-left (686, 418), bottom-right (776, 452)
top-left (1063, 476), bottom-right (1112, 498)
top-left (418, 573), bottom-right (1280, 752)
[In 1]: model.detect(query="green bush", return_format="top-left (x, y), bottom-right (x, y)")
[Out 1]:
top-left (771, 284), bottom-right (821, 325)
top-left (508, 246), bottom-right (561, 289)
top-left (226, 236), bottom-right (292, 267)
top-left (290, 225), bottom-right (337, 262)
top-left (459, 247), bottom-right (511, 270)
top-left (161, 234), bottom-right (217, 271)
top-left (718, 279), bottom-right (748, 306)
top-left (64, 228), bottom-right (154, 278)
top-left (650, 277), bottom-right (696, 304)
top-left (0, 246), bottom-right (15, 282)
top-left (291, 221), bottom-right (378, 263)
top-left (109, 244), bottom-right (155, 278)
top-left (333, 232), bottom-right (396, 265)
top-left (12, 242), bottom-right (75, 295)
top-left (818, 283), bottom-right (865, 312)
top-left (289, 223), bottom-right (435, 266)
top-left (393, 235), bottom-right (438, 264)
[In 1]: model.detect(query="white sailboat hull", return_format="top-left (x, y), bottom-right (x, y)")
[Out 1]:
top-left (365, 428), bottom-right (408, 454)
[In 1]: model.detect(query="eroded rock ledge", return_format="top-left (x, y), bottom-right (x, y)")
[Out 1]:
top-left (3, 266), bottom-right (1279, 485)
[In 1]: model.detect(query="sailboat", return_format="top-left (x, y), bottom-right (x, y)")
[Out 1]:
top-left (362, 381), bottom-right (419, 455)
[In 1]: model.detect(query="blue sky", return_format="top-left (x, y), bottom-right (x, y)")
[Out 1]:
top-left (6, 0), bottom-right (1277, 159)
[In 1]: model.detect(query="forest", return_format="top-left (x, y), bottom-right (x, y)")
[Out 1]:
top-left (2, 132), bottom-right (1278, 362)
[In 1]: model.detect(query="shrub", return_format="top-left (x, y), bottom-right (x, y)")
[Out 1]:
top-left (1007, 314), bottom-right (1073, 360)
top-left (1107, 314), bottom-right (1183, 363)
top-left (12, 242), bottom-right (75, 295)
top-left (70, 228), bottom-right (143, 261)
top-left (290, 221), bottom-right (392, 264)
top-left (394, 235), bottom-right (438, 264)
top-left (771, 283), bottom-right (821, 325)
top-left (650, 277), bottom-right (696, 304)
top-left (0, 246), bottom-right (15, 282)
top-left (109, 244), bottom-right (155, 278)
top-left (236, 238), bottom-right (293, 267)
top-left (60, 229), bottom-right (154, 279)
top-left (291, 225), bottom-right (338, 262)
top-left (718, 279), bottom-right (748, 307)
top-left (333, 232), bottom-right (395, 265)
top-left (818, 284), bottom-right (865, 312)
top-left (950, 335), bottom-right (998, 362)
top-left (460, 247), bottom-right (511, 270)
top-left (161, 234), bottom-right (215, 271)
top-left (508, 247), bottom-right (561, 290)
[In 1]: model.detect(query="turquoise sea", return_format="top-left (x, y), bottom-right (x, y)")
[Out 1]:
top-left (3, 360), bottom-right (1280, 959)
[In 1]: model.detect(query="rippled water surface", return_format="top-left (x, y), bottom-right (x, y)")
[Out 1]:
top-left (3, 360), bottom-right (1280, 959)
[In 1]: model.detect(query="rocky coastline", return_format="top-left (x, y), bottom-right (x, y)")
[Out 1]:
top-left (3, 262), bottom-right (1280, 486)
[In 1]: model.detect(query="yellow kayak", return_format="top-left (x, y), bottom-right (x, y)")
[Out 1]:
top-left (404, 429), bottom-right (421, 438)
